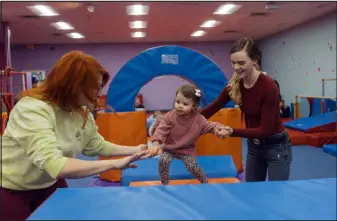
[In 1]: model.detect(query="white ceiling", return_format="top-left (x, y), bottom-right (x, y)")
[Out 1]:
top-left (2, 1), bottom-right (336, 44)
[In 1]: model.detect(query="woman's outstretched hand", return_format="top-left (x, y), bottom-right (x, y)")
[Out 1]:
top-left (138, 144), bottom-right (158, 159)
top-left (115, 150), bottom-right (149, 169)
top-left (137, 144), bottom-right (148, 151)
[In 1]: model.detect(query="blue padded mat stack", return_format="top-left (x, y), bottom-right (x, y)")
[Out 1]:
top-left (312, 99), bottom-right (336, 116)
top-left (28, 178), bottom-right (336, 220)
top-left (121, 155), bottom-right (237, 186)
top-left (283, 111), bottom-right (336, 132)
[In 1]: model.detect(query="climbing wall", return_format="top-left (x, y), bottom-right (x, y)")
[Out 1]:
top-left (259, 13), bottom-right (336, 105)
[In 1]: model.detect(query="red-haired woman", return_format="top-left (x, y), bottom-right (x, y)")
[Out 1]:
top-left (1, 51), bottom-right (155, 220)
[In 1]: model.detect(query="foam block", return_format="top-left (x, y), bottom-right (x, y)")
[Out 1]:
top-left (97, 111), bottom-right (148, 182)
top-left (324, 99), bottom-right (337, 112)
top-left (196, 108), bottom-right (243, 172)
top-left (311, 98), bottom-right (323, 116)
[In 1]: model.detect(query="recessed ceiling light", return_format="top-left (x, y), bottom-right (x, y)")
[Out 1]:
top-left (200, 20), bottom-right (220, 28)
top-left (129, 21), bottom-right (148, 29)
top-left (27, 5), bottom-right (59, 16)
top-left (126, 5), bottom-right (149, 16)
top-left (213, 4), bottom-right (242, 15)
top-left (51, 22), bottom-right (74, 30)
top-left (66, 32), bottom-right (85, 39)
top-left (131, 31), bottom-right (146, 38)
top-left (87, 5), bottom-right (95, 13)
top-left (191, 30), bottom-right (206, 37)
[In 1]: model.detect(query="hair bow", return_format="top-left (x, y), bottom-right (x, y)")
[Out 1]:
top-left (195, 89), bottom-right (201, 97)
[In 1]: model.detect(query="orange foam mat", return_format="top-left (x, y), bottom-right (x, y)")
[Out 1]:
top-left (286, 128), bottom-right (337, 147)
top-left (98, 108), bottom-right (243, 182)
top-left (196, 108), bottom-right (243, 173)
top-left (129, 177), bottom-right (240, 187)
top-left (243, 117), bottom-right (336, 147)
top-left (97, 111), bottom-right (148, 182)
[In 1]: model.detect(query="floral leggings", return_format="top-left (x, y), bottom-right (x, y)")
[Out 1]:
top-left (158, 151), bottom-right (208, 185)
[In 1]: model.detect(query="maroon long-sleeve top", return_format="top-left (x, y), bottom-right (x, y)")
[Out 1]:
top-left (201, 73), bottom-right (285, 139)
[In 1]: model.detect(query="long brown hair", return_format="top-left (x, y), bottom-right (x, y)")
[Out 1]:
top-left (228, 38), bottom-right (261, 105)
top-left (20, 50), bottom-right (110, 123)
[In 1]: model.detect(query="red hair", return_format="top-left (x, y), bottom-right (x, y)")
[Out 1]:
top-left (20, 50), bottom-right (110, 112)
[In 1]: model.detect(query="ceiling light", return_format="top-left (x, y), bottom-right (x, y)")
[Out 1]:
top-left (131, 31), bottom-right (146, 38)
top-left (87, 5), bottom-right (95, 13)
top-left (126, 5), bottom-right (149, 16)
top-left (191, 30), bottom-right (206, 37)
top-left (265, 3), bottom-right (280, 10)
top-left (200, 20), bottom-right (220, 28)
top-left (213, 4), bottom-right (242, 15)
top-left (51, 22), bottom-right (74, 30)
top-left (66, 32), bottom-right (85, 39)
top-left (129, 21), bottom-right (148, 29)
top-left (27, 5), bottom-right (59, 16)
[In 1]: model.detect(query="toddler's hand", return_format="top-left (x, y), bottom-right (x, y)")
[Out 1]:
top-left (221, 126), bottom-right (233, 138)
top-left (144, 145), bottom-right (160, 158)
top-left (215, 125), bottom-right (232, 139)
top-left (214, 127), bottom-right (223, 139)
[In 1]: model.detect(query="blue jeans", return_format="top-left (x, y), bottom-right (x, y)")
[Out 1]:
top-left (245, 131), bottom-right (292, 182)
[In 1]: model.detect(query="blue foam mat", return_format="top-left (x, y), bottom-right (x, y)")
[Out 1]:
top-left (324, 99), bottom-right (337, 112)
top-left (312, 99), bottom-right (337, 116)
top-left (284, 111), bottom-right (336, 132)
top-left (323, 144), bottom-right (337, 157)
top-left (311, 98), bottom-right (323, 116)
top-left (121, 155), bottom-right (237, 186)
top-left (28, 178), bottom-right (336, 220)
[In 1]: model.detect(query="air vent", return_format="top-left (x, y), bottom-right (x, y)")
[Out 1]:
top-left (19, 15), bottom-right (40, 19)
top-left (224, 30), bottom-right (238, 33)
top-left (250, 12), bottom-right (270, 17)
top-left (52, 33), bottom-right (62, 36)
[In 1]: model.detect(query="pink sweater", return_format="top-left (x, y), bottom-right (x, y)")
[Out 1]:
top-left (151, 110), bottom-right (221, 156)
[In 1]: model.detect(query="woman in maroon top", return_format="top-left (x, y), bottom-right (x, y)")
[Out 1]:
top-left (201, 38), bottom-right (292, 182)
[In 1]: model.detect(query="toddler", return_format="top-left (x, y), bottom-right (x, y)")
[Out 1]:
top-left (151, 84), bottom-right (226, 185)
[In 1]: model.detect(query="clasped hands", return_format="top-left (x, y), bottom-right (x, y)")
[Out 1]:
top-left (120, 125), bottom-right (233, 169)
top-left (214, 125), bottom-right (233, 139)
top-left (117, 144), bottom-right (160, 169)
top-left (137, 144), bottom-right (160, 158)
top-left (136, 125), bottom-right (233, 160)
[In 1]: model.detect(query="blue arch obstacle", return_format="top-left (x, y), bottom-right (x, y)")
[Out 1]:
top-left (106, 45), bottom-right (234, 112)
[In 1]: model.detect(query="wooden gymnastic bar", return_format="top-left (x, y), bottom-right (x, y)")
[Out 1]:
top-left (321, 78), bottom-right (336, 97)
top-left (295, 95), bottom-right (337, 101)
top-left (0, 70), bottom-right (26, 75)
top-left (294, 94), bottom-right (336, 119)
top-left (321, 78), bottom-right (337, 81)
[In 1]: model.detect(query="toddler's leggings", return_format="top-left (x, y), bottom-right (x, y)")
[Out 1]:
top-left (158, 151), bottom-right (208, 185)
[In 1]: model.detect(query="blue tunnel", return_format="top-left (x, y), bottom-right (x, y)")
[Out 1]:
top-left (106, 45), bottom-right (234, 112)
